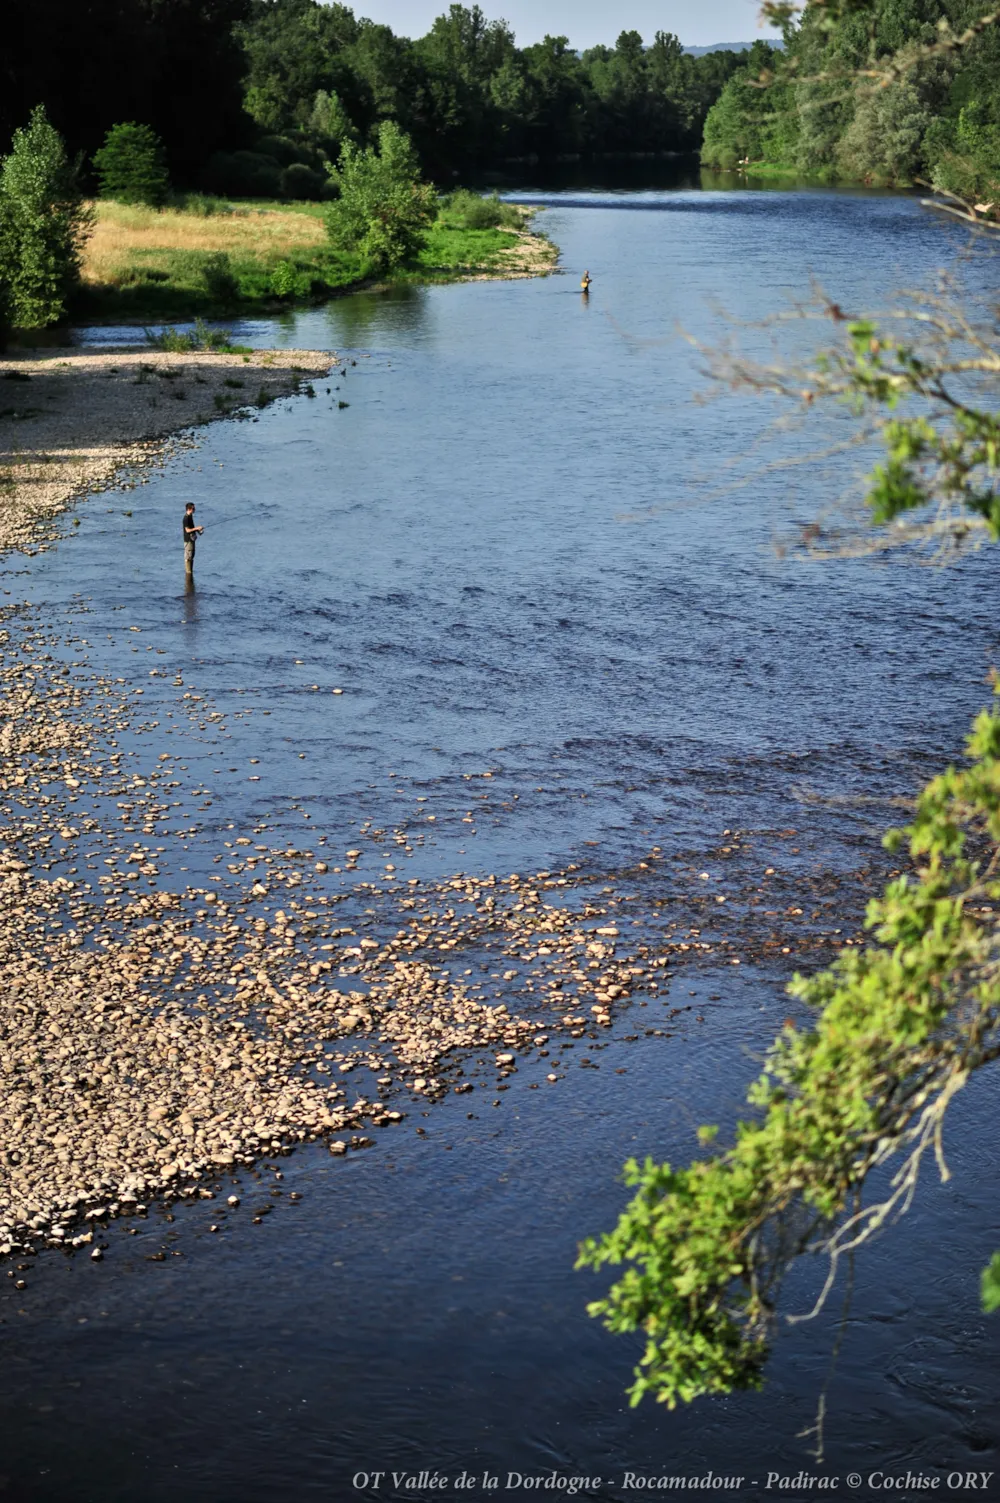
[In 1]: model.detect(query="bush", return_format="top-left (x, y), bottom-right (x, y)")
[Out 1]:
top-left (281, 161), bottom-right (328, 200)
top-left (0, 105), bottom-right (91, 329)
top-left (201, 252), bottom-right (239, 306)
top-left (325, 121), bottom-right (436, 274)
top-left (93, 123), bottom-right (169, 206)
top-left (269, 260), bottom-right (300, 297)
top-left (145, 318), bottom-right (247, 353)
top-left (446, 189), bottom-right (521, 230)
top-left (173, 192), bottom-right (233, 217)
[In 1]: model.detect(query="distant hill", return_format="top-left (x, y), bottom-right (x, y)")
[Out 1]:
top-left (684, 40), bottom-right (784, 55)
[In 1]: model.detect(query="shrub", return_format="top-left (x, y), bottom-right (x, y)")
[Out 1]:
top-left (325, 121), bottom-right (436, 274)
top-left (144, 326), bottom-right (195, 352)
top-left (446, 189), bottom-right (521, 229)
top-left (281, 161), bottom-right (328, 200)
top-left (0, 105), bottom-right (91, 329)
top-left (93, 123), bottom-right (169, 206)
top-left (201, 252), bottom-right (239, 306)
top-left (270, 260), bottom-right (299, 297)
top-left (174, 193), bottom-right (233, 217)
top-left (309, 90), bottom-right (357, 154)
top-left (145, 318), bottom-right (248, 353)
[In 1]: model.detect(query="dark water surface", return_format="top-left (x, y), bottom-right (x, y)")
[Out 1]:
top-left (3, 188), bottom-right (999, 1500)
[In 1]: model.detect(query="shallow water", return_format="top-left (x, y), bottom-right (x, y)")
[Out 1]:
top-left (2, 187), bottom-right (999, 1500)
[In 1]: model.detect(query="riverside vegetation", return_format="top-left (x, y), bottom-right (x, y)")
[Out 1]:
top-left (0, 105), bottom-right (555, 333)
top-left (5, 1), bottom-right (746, 191)
top-left (701, 0), bottom-right (1000, 196)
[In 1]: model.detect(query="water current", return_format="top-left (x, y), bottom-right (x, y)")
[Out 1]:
top-left (1, 185), bottom-right (998, 1501)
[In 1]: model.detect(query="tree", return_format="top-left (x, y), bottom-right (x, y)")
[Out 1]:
top-left (325, 119), bottom-right (435, 273)
top-left (0, 105), bottom-right (91, 329)
top-left (701, 43), bottom-right (797, 167)
top-left (93, 122), bottom-right (170, 205)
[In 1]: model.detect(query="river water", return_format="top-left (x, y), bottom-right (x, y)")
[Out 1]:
top-left (1, 187), bottom-right (998, 1501)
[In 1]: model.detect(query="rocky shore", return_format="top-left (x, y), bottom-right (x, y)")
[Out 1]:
top-left (0, 346), bottom-right (335, 555)
top-left (0, 341), bottom-right (855, 1267)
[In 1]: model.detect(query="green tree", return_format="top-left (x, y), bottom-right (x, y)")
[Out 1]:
top-left (325, 119), bottom-right (435, 273)
top-left (308, 88), bottom-right (358, 153)
top-left (0, 105), bottom-right (91, 330)
top-left (93, 122), bottom-right (170, 205)
top-left (701, 42), bottom-right (797, 167)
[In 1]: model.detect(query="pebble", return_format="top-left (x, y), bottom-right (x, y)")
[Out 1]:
top-left (0, 570), bottom-right (829, 1267)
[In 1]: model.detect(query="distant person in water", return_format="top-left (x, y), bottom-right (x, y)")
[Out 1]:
top-left (580, 269), bottom-right (592, 292)
top-left (183, 502), bottom-right (203, 575)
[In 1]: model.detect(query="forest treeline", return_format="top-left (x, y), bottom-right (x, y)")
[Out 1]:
top-left (701, 0), bottom-right (1000, 193)
top-left (3, 0), bottom-right (745, 196)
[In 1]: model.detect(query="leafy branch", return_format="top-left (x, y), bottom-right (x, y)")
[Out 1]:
top-left (696, 276), bottom-right (1000, 557)
top-left (578, 695), bottom-right (1000, 1409)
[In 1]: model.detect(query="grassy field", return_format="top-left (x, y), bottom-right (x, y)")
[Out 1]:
top-left (75, 197), bottom-right (556, 323)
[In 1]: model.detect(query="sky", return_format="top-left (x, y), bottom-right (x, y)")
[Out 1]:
top-left (346, 0), bottom-right (781, 50)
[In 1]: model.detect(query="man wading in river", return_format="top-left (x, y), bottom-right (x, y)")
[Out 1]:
top-left (183, 502), bottom-right (203, 576)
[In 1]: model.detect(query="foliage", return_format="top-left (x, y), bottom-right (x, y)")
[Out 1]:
top-left (144, 318), bottom-right (248, 352)
top-left (983, 1252), bottom-right (1000, 1312)
top-left (73, 192), bottom-right (531, 320)
top-left (580, 694), bottom-right (1000, 1406)
top-left (701, 42), bottom-right (799, 166)
top-left (699, 0), bottom-right (1000, 184)
top-left (234, 1), bottom-right (746, 177)
top-left (0, 104), bottom-right (91, 329)
top-left (201, 251), bottom-right (240, 306)
top-left (325, 120), bottom-right (435, 273)
top-left (2, 0), bottom-right (748, 191)
top-left (442, 188), bottom-right (521, 229)
top-left (269, 257), bottom-right (310, 296)
top-left (93, 122), bottom-right (170, 206)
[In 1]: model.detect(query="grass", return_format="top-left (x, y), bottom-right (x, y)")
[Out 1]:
top-left (72, 196), bottom-right (554, 323)
top-left (82, 199), bottom-right (327, 277)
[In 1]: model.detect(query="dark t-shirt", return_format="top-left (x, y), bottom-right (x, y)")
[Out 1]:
top-left (183, 513), bottom-right (198, 542)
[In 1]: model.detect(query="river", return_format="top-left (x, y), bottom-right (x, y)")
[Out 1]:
top-left (1, 185), bottom-right (998, 1501)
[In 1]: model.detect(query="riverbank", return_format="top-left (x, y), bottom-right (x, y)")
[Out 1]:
top-left (0, 346), bottom-right (334, 554)
top-left (0, 333), bottom-right (710, 1261)
top-left (73, 198), bottom-right (558, 324)
top-left (0, 337), bottom-right (847, 1256)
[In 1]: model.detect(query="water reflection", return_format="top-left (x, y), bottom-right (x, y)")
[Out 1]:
top-left (322, 282), bottom-right (431, 345)
top-left (182, 572), bottom-right (199, 624)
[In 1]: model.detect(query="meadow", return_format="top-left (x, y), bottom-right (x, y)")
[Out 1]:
top-left (76, 195), bottom-right (555, 322)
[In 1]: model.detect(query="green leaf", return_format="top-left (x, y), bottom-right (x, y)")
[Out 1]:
top-left (981, 1252), bottom-right (1000, 1313)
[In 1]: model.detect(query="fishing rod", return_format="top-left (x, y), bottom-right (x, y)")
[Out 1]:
top-left (197, 509), bottom-right (257, 528)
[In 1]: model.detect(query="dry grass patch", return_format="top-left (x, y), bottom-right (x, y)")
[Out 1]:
top-left (83, 200), bottom-right (327, 286)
